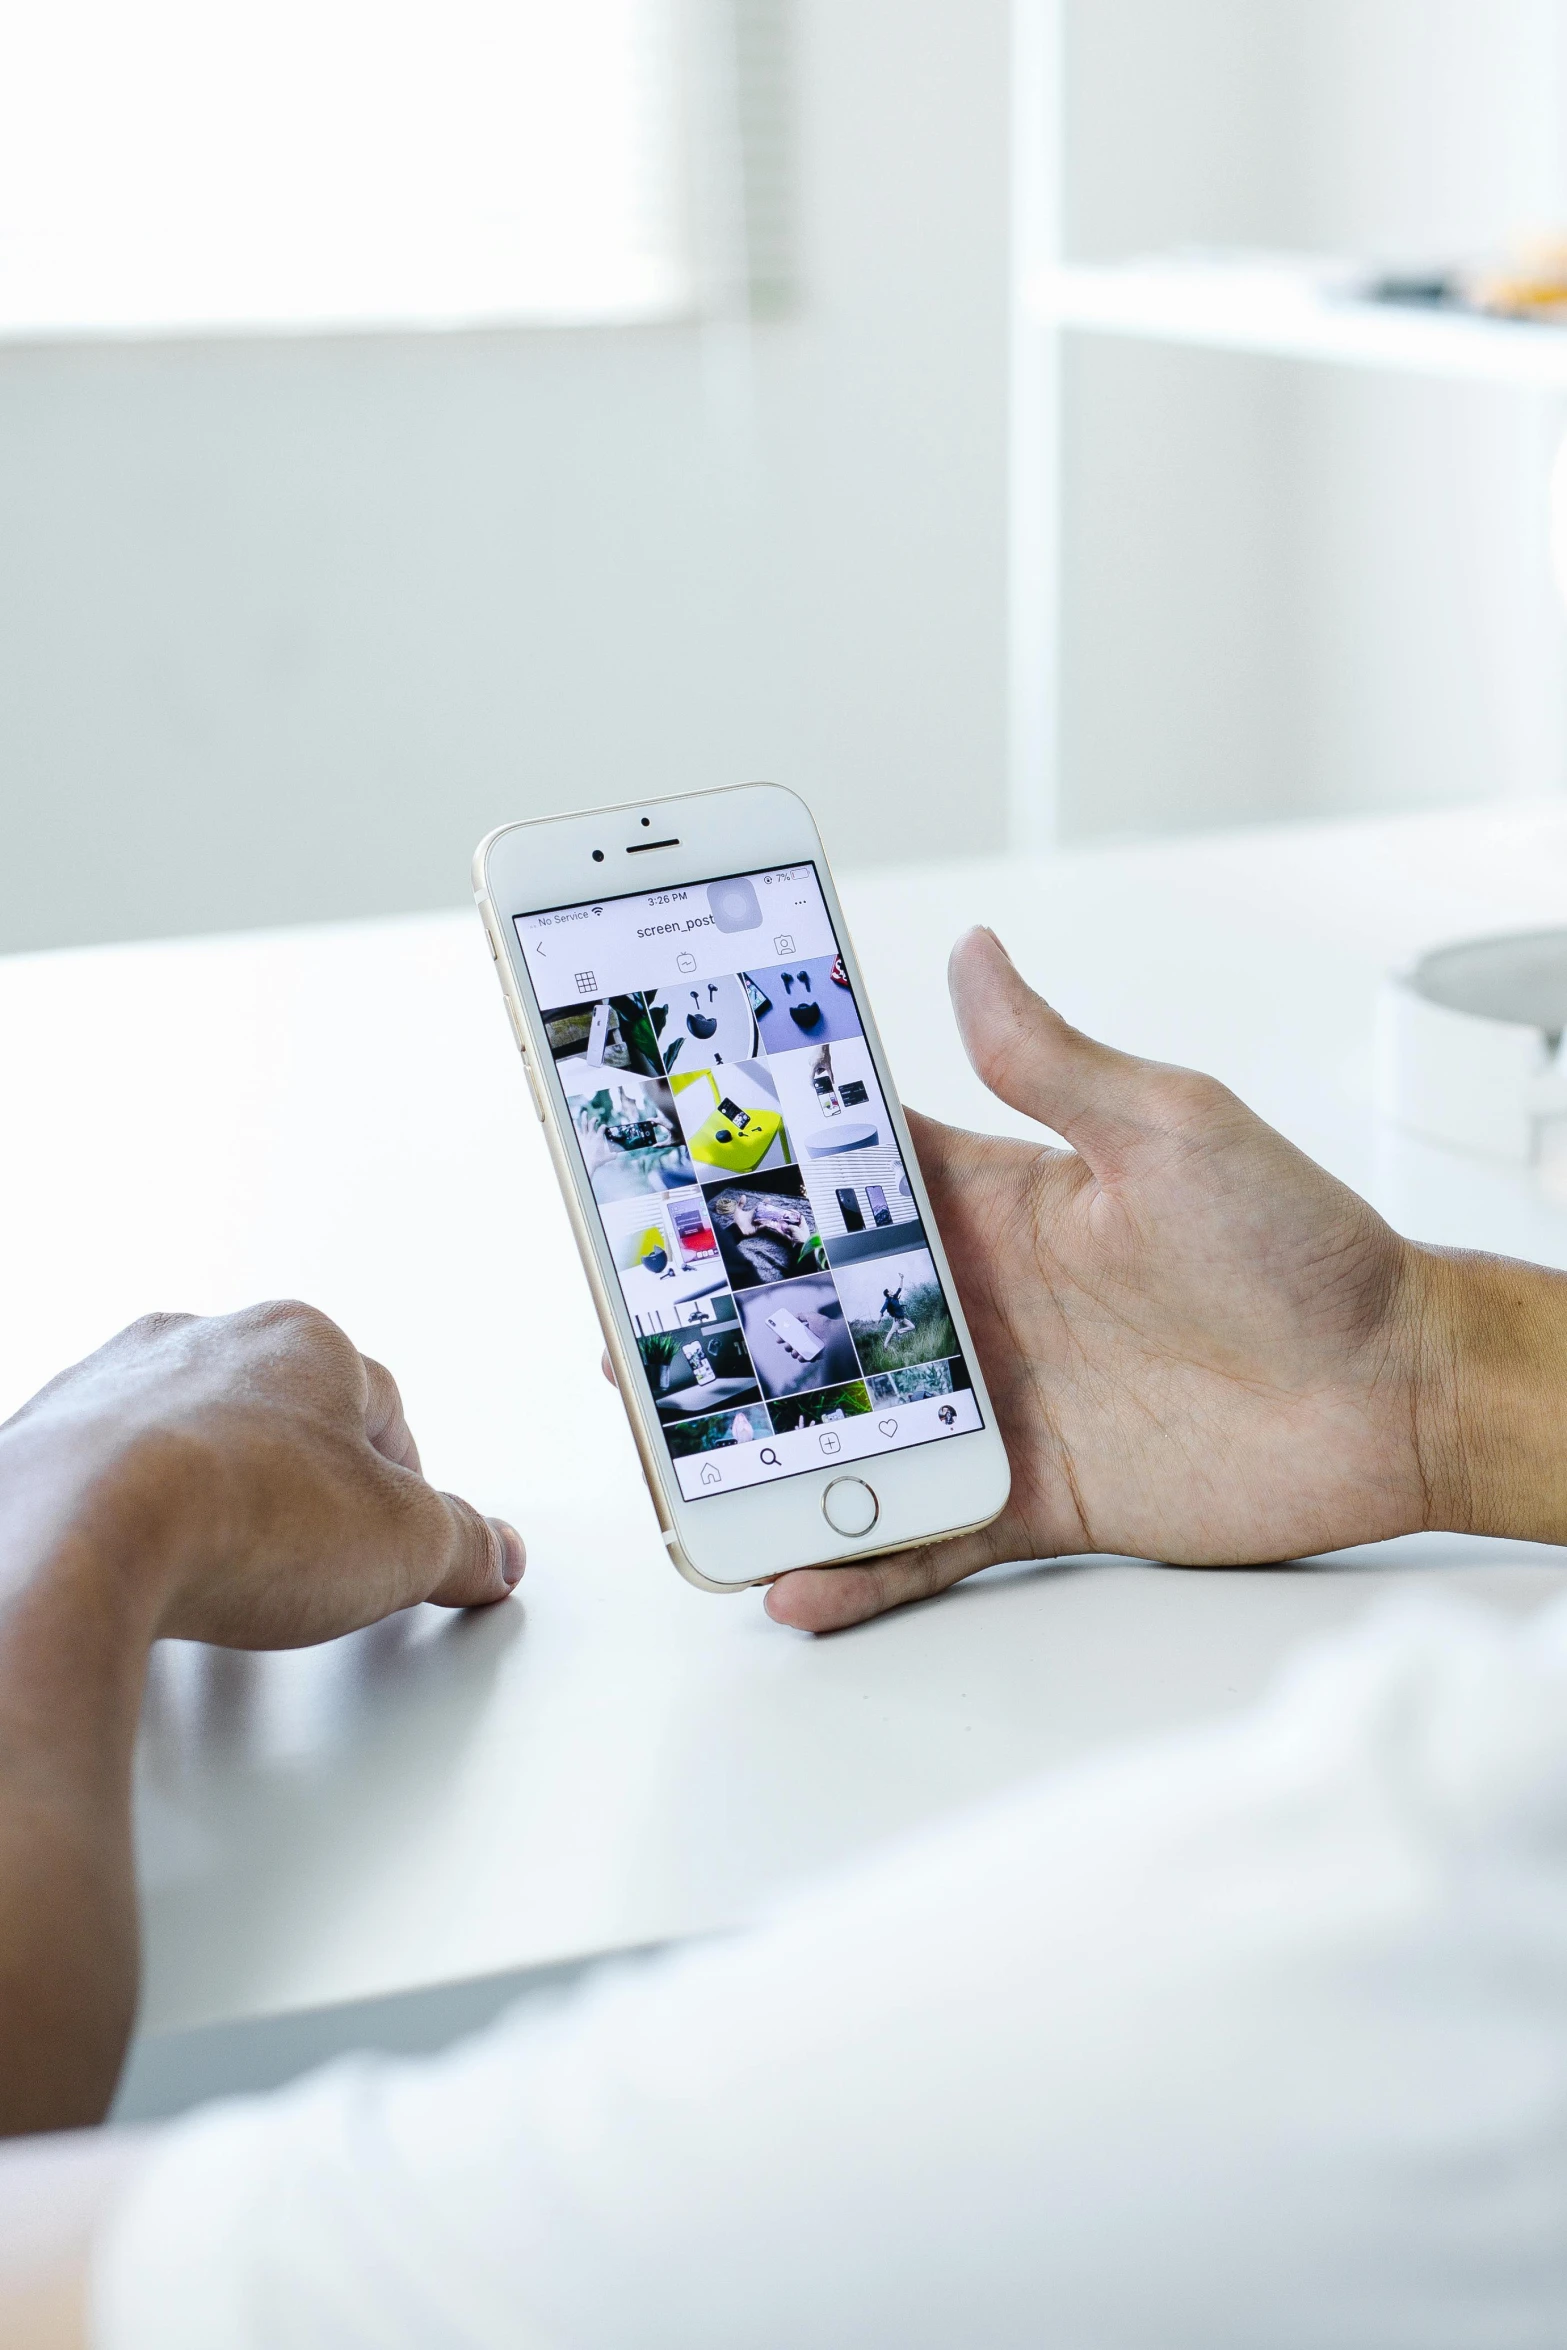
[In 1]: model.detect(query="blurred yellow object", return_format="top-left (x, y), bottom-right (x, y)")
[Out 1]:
top-left (1464, 235), bottom-right (1567, 322)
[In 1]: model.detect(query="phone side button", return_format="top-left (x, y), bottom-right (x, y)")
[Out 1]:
top-left (502, 1000), bottom-right (545, 1117)
top-left (821, 1477), bottom-right (879, 1538)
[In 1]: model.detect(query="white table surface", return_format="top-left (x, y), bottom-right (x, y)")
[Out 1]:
top-left (8, 802), bottom-right (1567, 2037)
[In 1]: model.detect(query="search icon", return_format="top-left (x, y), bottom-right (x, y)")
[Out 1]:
top-left (759, 1447), bottom-right (780, 1467)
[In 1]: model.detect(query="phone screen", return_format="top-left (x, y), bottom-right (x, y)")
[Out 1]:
top-left (513, 863), bottom-right (984, 1499)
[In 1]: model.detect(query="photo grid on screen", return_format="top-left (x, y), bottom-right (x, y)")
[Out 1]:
top-left (529, 870), bottom-right (978, 1493)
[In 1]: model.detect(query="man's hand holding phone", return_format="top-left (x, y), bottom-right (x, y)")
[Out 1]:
top-left (767, 927), bottom-right (1567, 1632)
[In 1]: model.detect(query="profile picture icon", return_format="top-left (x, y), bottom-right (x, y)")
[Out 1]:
top-left (708, 877), bottom-right (762, 934)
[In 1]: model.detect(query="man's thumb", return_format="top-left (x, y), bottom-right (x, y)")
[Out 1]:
top-left (947, 927), bottom-right (1149, 1170)
top-left (428, 1494), bottom-right (526, 1609)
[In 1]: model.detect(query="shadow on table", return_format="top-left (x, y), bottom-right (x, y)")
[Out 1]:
top-left (133, 1597), bottom-right (532, 2040)
top-left (113, 1941), bottom-right (671, 2126)
top-left (140, 1591), bottom-right (528, 1773)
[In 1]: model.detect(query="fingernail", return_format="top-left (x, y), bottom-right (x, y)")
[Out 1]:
top-left (491, 1520), bottom-right (526, 1587)
top-left (981, 926), bottom-right (1013, 963)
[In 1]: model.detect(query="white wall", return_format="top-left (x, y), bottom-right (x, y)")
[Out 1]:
top-left (1053, 0), bottom-right (1567, 842)
top-left (0, 0), bottom-right (1010, 952)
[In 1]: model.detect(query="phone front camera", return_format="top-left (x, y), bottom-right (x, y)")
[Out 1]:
top-left (592, 849), bottom-right (605, 863)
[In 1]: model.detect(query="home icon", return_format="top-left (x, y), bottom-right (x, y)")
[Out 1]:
top-left (700, 1462), bottom-right (721, 1487)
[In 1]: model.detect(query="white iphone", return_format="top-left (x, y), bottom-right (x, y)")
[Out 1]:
top-left (473, 782), bottom-right (1010, 1592)
top-left (765, 1305), bottom-right (824, 1364)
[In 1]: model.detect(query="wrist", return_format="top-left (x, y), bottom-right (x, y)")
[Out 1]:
top-left (1407, 1243), bottom-right (1567, 1542)
top-left (0, 1418), bottom-right (180, 2133)
top-left (0, 1415), bottom-right (208, 1647)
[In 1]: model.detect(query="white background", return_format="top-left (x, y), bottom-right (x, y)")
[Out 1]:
top-left (0, 1), bottom-right (687, 334)
top-left (1055, 0), bottom-right (1567, 840)
top-left (5, 2), bottom-right (1567, 954)
top-left (0, 0), bottom-right (1011, 952)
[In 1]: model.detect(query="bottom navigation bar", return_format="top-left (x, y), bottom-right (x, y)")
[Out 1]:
top-left (672, 1386), bottom-right (983, 1501)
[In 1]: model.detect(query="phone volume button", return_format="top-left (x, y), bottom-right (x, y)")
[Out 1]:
top-left (502, 1000), bottom-right (543, 1117)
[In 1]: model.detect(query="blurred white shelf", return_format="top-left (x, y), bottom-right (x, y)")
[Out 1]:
top-left (1030, 254), bottom-right (1567, 391)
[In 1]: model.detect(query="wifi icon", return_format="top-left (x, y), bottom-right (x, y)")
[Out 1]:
top-left (592, 906), bottom-right (603, 915)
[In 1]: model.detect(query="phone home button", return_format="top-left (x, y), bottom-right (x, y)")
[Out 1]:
top-left (821, 1477), bottom-right (879, 1539)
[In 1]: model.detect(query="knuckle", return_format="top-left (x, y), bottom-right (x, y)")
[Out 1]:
top-left (864, 1549), bottom-right (941, 1618)
top-left (254, 1297), bottom-right (325, 1328)
top-left (871, 1542), bottom-right (970, 1618)
top-left (967, 1026), bottom-right (1015, 1100)
top-left (124, 1309), bottom-right (196, 1341)
top-left (1149, 1067), bottom-right (1228, 1129)
top-left (361, 1354), bottom-right (403, 1406)
top-left (238, 1298), bottom-right (347, 1350)
top-left (444, 1494), bottom-right (498, 1578)
top-left (902, 1545), bottom-right (951, 1604)
top-left (914, 1547), bottom-right (951, 1601)
top-left (970, 1049), bottom-right (1008, 1104)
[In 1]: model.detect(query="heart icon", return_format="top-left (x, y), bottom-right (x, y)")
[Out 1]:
top-left (877, 1417), bottom-right (898, 1437)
